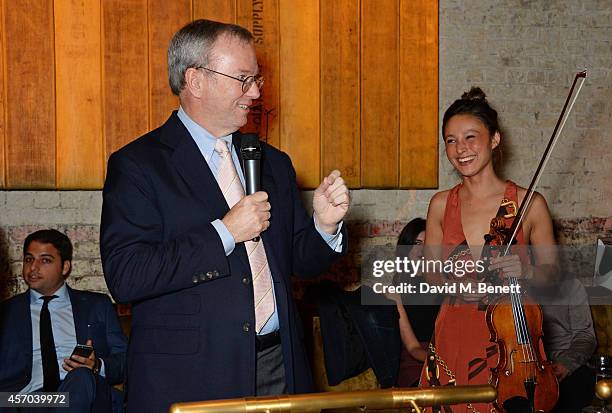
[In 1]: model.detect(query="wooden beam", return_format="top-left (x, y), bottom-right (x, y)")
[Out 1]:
top-left (4, 0), bottom-right (55, 188)
top-left (399, 0), bottom-right (439, 188)
top-left (55, 0), bottom-right (104, 188)
top-left (361, 0), bottom-right (399, 188)
top-left (320, 0), bottom-right (360, 188)
top-left (103, 0), bottom-right (149, 159)
top-left (148, 0), bottom-right (190, 130)
top-left (279, 0), bottom-right (320, 188)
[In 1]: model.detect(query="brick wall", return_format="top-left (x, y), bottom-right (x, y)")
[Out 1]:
top-left (1, 0), bottom-right (610, 299)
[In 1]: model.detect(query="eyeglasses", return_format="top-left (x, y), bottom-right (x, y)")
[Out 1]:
top-left (197, 67), bottom-right (264, 94)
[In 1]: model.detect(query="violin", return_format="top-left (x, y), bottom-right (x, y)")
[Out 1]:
top-left (485, 70), bottom-right (587, 413)
top-left (485, 225), bottom-right (558, 413)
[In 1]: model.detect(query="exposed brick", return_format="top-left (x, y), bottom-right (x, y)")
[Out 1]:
top-left (65, 226), bottom-right (99, 243)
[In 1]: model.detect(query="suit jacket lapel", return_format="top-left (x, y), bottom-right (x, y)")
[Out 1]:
top-left (161, 113), bottom-right (229, 220)
top-left (160, 116), bottom-right (251, 268)
top-left (259, 142), bottom-right (283, 284)
top-left (160, 117), bottom-right (282, 273)
top-left (68, 287), bottom-right (88, 344)
top-left (18, 292), bottom-right (33, 358)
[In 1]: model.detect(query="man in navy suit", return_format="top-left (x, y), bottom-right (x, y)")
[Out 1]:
top-left (100, 19), bottom-right (349, 412)
top-left (0, 229), bottom-right (127, 412)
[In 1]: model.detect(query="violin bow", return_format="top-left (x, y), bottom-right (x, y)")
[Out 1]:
top-left (502, 70), bottom-right (588, 256)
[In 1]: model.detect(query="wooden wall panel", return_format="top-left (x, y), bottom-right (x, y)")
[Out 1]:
top-left (103, 0), bottom-right (149, 157)
top-left (194, 0), bottom-right (236, 23)
top-left (0, 0), bottom-right (438, 189)
top-left (4, 0), bottom-right (55, 188)
top-left (279, 0), bottom-right (320, 188)
top-left (0, 1), bottom-right (5, 188)
top-left (148, 0), bottom-right (190, 130)
top-left (236, 0), bottom-right (253, 29)
top-left (55, 0), bottom-right (104, 189)
top-left (399, 0), bottom-right (438, 188)
top-left (237, 0), bottom-right (281, 148)
top-left (361, 0), bottom-right (399, 188)
top-left (235, 0), bottom-right (256, 134)
top-left (320, 0), bottom-right (360, 188)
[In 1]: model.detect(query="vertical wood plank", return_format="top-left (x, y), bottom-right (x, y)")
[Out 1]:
top-left (4, 0), bottom-right (55, 188)
top-left (320, 0), bottom-right (360, 188)
top-left (103, 0), bottom-right (149, 157)
top-left (399, 0), bottom-right (438, 188)
top-left (236, 0), bottom-right (253, 30)
top-left (236, 0), bottom-right (280, 148)
top-left (361, 0), bottom-right (398, 188)
top-left (55, 0), bottom-right (104, 189)
top-left (193, 0), bottom-right (236, 23)
top-left (0, 0), bottom-right (5, 188)
top-left (279, 0), bottom-right (320, 189)
top-left (148, 0), bottom-right (191, 130)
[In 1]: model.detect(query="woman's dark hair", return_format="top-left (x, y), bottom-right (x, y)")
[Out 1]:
top-left (395, 219), bottom-right (426, 286)
top-left (442, 87), bottom-right (500, 137)
top-left (442, 87), bottom-right (503, 166)
top-left (397, 218), bottom-right (426, 246)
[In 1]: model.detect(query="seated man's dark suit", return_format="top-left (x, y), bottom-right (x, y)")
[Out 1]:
top-left (100, 112), bottom-right (346, 412)
top-left (0, 286), bottom-right (127, 411)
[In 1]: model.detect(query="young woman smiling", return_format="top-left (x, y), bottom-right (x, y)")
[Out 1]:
top-left (419, 87), bottom-right (558, 413)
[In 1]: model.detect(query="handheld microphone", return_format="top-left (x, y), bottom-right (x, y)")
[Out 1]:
top-left (240, 134), bottom-right (261, 195)
top-left (240, 134), bottom-right (262, 241)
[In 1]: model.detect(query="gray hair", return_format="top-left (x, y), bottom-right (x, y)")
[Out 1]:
top-left (168, 19), bottom-right (254, 96)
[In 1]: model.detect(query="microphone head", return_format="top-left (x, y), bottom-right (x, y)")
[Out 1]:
top-left (240, 133), bottom-right (261, 160)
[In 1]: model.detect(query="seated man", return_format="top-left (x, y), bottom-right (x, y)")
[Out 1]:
top-left (540, 278), bottom-right (597, 413)
top-left (0, 229), bottom-right (127, 413)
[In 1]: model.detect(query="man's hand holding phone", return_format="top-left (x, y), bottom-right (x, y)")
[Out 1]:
top-left (63, 339), bottom-right (99, 373)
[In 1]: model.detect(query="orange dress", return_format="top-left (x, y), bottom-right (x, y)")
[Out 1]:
top-left (420, 181), bottom-right (525, 413)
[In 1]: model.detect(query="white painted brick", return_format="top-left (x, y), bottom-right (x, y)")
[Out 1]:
top-left (5, 192), bottom-right (35, 209)
top-left (34, 192), bottom-right (60, 209)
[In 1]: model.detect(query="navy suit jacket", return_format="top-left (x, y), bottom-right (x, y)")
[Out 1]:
top-left (100, 112), bottom-right (346, 412)
top-left (0, 286), bottom-right (127, 392)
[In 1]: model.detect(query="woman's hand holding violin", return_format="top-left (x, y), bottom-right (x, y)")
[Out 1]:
top-left (488, 254), bottom-right (533, 280)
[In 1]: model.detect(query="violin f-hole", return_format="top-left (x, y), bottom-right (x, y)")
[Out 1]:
top-left (506, 349), bottom-right (517, 376)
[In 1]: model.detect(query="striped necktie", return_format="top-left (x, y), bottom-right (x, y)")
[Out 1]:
top-left (214, 139), bottom-right (275, 333)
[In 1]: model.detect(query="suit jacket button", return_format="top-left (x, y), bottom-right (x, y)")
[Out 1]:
top-left (242, 276), bottom-right (250, 285)
top-left (243, 322), bottom-right (250, 332)
top-left (192, 275), bottom-right (199, 284)
top-left (212, 270), bottom-right (219, 277)
top-left (199, 272), bottom-right (207, 281)
top-left (206, 271), bottom-right (214, 279)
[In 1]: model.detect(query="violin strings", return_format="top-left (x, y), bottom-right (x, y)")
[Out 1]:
top-left (512, 275), bottom-right (537, 380)
top-left (509, 277), bottom-right (529, 381)
top-left (517, 276), bottom-right (537, 372)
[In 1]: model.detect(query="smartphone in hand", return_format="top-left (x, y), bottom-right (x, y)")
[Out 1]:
top-left (70, 344), bottom-right (94, 360)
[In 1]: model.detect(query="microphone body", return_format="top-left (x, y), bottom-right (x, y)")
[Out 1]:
top-left (240, 134), bottom-right (262, 241)
top-left (243, 157), bottom-right (261, 196)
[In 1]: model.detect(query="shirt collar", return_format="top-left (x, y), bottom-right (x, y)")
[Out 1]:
top-left (29, 282), bottom-right (69, 305)
top-left (177, 106), bottom-right (234, 162)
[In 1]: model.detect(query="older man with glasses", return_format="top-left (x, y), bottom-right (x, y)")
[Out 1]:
top-left (100, 19), bottom-right (350, 413)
